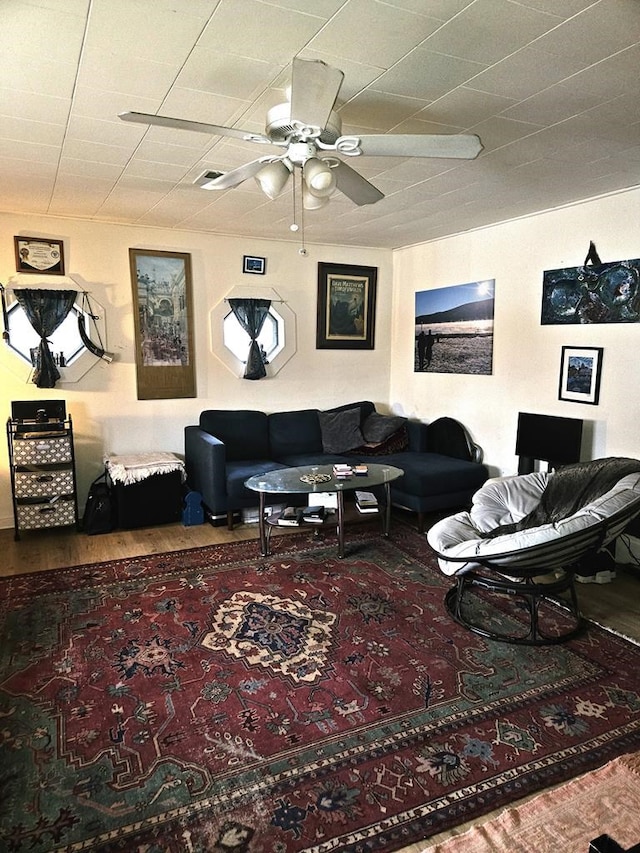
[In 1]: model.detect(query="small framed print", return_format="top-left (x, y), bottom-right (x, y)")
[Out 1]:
top-left (15, 236), bottom-right (65, 275)
top-left (558, 346), bottom-right (603, 405)
top-left (243, 255), bottom-right (266, 275)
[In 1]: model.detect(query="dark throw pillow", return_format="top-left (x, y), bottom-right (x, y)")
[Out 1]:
top-left (318, 407), bottom-right (364, 454)
top-left (362, 412), bottom-right (407, 443)
top-left (352, 425), bottom-right (409, 457)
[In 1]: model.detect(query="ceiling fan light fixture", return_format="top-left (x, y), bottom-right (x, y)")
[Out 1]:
top-left (303, 157), bottom-right (336, 197)
top-left (302, 184), bottom-right (330, 210)
top-left (255, 160), bottom-right (290, 199)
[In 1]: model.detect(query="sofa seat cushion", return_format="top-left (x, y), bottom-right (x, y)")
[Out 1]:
top-left (226, 460), bottom-right (289, 504)
top-left (364, 452), bottom-right (487, 496)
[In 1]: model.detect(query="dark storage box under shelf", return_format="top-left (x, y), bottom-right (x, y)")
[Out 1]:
top-left (111, 470), bottom-right (183, 529)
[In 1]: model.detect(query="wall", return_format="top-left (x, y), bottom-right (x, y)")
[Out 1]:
top-left (0, 213), bottom-right (392, 528)
top-left (390, 188), bottom-right (640, 478)
top-left (3, 187), bottom-right (639, 532)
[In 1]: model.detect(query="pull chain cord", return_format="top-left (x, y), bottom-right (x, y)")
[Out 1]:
top-left (289, 169), bottom-right (307, 255)
top-left (290, 169), bottom-right (299, 234)
top-left (299, 174), bottom-right (307, 256)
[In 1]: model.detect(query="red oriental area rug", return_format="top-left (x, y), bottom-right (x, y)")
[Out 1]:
top-left (1, 524), bottom-right (640, 852)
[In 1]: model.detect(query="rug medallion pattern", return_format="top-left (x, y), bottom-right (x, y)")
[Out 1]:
top-left (1, 525), bottom-right (639, 852)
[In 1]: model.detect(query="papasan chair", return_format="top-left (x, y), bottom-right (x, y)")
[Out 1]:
top-left (427, 457), bottom-right (640, 645)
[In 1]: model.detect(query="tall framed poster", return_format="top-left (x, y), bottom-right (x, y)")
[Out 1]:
top-left (129, 249), bottom-right (196, 399)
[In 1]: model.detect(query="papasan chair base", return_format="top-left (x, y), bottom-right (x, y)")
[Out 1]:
top-left (444, 563), bottom-right (586, 645)
top-left (427, 461), bottom-right (640, 646)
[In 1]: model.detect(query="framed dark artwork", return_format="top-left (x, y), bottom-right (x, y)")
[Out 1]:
top-left (14, 236), bottom-right (65, 275)
top-left (243, 255), bottom-right (266, 275)
top-left (541, 258), bottom-right (640, 324)
top-left (414, 280), bottom-right (495, 374)
top-left (558, 346), bottom-right (603, 405)
top-left (316, 262), bottom-right (377, 350)
top-left (129, 248), bottom-right (196, 400)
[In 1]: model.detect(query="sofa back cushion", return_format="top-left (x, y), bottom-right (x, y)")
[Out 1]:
top-left (199, 410), bottom-right (269, 461)
top-left (269, 409), bottom-right (323, 459)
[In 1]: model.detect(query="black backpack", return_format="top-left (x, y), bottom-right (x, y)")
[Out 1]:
top-left (82, 471), bottom-right (114, 535)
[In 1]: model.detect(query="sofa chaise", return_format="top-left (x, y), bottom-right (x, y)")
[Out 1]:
top-left (184, 400), bottom-right (489, 532)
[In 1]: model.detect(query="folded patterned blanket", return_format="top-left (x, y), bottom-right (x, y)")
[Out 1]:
top-left (486, 457), bottom-right (640, 538)
top-left (105, 452), bottom-right (186, 485)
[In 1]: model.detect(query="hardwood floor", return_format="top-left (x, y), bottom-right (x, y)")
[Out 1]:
top-left (1, 516), bottom-right (639, 852)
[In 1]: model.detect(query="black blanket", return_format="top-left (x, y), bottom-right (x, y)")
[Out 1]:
top-left (486, 457), bottom-right (640, 538)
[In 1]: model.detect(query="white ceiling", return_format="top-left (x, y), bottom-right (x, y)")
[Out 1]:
top-left (2, 0), bottom-right (639, 250)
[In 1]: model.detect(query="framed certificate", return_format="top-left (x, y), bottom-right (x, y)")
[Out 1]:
top-left (14, 236), bottom-right (65, 275)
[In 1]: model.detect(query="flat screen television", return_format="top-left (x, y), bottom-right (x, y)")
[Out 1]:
top-left (515, 411), bottom-right (583, 473)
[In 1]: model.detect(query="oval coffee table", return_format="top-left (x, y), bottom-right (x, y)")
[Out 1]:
top-left (246, 462), bottom-right (404, 558)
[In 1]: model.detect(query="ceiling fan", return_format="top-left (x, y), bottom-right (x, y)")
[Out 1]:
top-left (120, 57), bottom-right (483, 210)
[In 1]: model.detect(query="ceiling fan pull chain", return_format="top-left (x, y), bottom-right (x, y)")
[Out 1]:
top-left (300, 178), bottom-right (307, 256)
top-left (290, 168), bottom-right (299, 233)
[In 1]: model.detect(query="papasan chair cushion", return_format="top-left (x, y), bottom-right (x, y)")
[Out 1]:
top-left (429, 460), bottom-right (640, 577)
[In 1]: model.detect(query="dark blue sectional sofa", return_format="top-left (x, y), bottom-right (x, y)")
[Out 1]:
top-left (184, 400), bottom-right (489, 532)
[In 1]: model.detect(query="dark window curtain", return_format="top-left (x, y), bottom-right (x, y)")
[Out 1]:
top-left (228, 298), bottom-right (271, 380)
top-left (15, 289), bottom-right (77, 388)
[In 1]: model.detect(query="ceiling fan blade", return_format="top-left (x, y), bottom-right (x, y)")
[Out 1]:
top-left (352, 133), bottom-right (483, 159)
top-left (290, 58), bottom-right (344, 133)
top-left (333, 161), bottom-right (384, 206)
top-left (197, 158), bottom-right (274, 190)
top-left (119, 110), bottom-right (268, 143)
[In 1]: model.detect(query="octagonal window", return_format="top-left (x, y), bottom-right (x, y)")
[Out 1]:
top-left (222, 306), bottom-right (285, 364)
top-left (6, 300), bottom-right (92, 368)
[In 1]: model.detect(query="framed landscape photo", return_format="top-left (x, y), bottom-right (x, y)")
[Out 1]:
top-left (14, 236), bottom-right (65, 275)
top-left (316, 262), bottom-right (377, 349)
top-left (129, 248), bottom-right (196, 400)
top-left (243, 255), bottom-right (266, 275)
top-left (558, 346), bottom-right (603, 405)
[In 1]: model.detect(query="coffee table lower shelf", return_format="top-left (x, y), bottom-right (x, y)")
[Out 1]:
top-left (264, 504), bottom-right (384, 557)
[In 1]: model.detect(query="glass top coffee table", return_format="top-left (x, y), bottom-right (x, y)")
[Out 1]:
top-left (245, 462), bottom-right (404, 558)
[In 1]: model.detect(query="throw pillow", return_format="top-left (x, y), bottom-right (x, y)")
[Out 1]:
top-left (362, 412), bottom-right (407, 443)
top-left (318, 407), bottom-right (364, 454)
top-left (352, 425), bottom-right (409, 457)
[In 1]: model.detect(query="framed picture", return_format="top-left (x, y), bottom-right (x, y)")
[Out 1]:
top-left (316, 262), bottom-right (377, 349)
top-left (414, 280), bottom-right (494, 374)
top-left (558, 346), bottom-right (603, 405)
top-left (129, 249), bottom-right (196, 400)
top-left (14, 236), bottom-right (65, 275)
top-left (243, 255), bottom-right (266, 275)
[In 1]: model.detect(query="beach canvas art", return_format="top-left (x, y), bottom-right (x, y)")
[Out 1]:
top-left (415, 280), bottom-right (495, 374)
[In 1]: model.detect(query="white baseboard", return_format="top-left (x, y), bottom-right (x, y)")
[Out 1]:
top-left (616, 533), bottom-right (640, 565)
